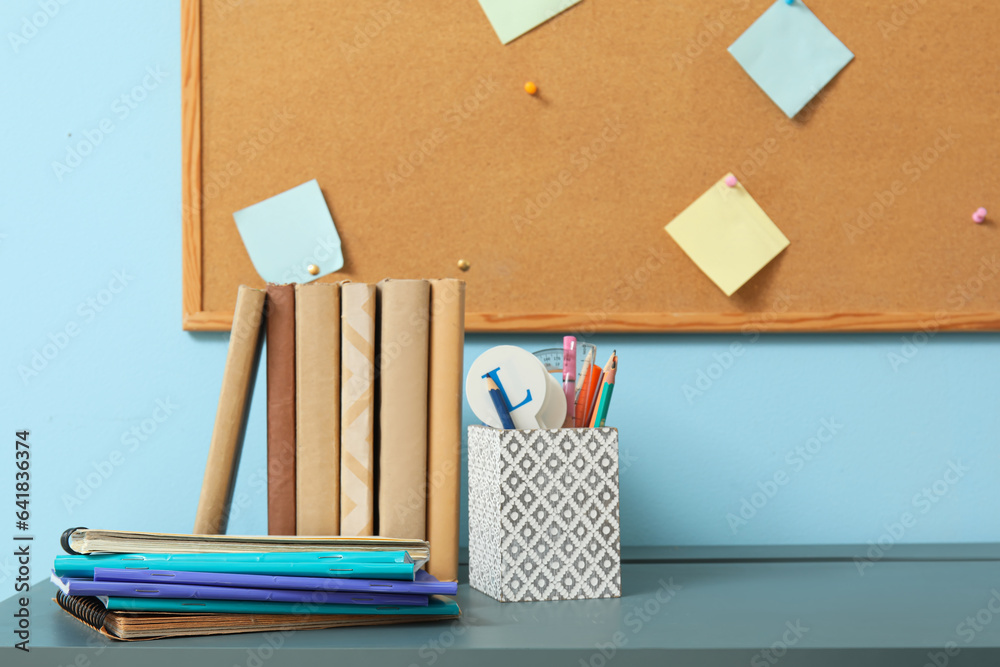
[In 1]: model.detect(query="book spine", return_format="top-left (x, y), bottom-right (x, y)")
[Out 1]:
top-left (425, 280), bottom-right (465, 582)
top-left (340, 283), bottom-right (377, 536)
top-left (376, 280), bottom-right (431, 540)
top-left (294, 283), bottom-right (341, 535)
top-left (266, 284), bottom-right (297, 535)
top-left (194, 285), bottom-right (265, 534)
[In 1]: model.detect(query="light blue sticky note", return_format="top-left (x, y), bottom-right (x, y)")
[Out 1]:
top-left (477, 0), bottom-right (583, 45)
top-left (233, 179), bottom-right (343, 284)
top-left (728, 1), bottom-right (854, 118)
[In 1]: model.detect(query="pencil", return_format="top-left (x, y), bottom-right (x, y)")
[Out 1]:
top-left (486, 376), bottom-right (515, 429)
top-left (589, 351), bottom-right (617, 428)
top-left (574, 348), bottom-right (596, 427)
top-left (584, 368), bottom-right (604, 427)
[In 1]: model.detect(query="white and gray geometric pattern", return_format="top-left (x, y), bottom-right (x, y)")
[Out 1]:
top-left (468, 426), bottom-right (621, 602)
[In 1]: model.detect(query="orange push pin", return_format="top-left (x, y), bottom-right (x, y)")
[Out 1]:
top-left (524, 81), bottom-right (538, 96)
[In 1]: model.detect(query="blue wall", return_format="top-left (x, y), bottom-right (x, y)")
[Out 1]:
top-left (2, 1), bottom-right (998, 591)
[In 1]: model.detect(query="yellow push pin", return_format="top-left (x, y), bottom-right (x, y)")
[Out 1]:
top-left (524, 81), bottom-right (538, 96)
top-left (457, 259), bottom-right (471, 272)
top-left (307, 264), bottom-right (320, 276)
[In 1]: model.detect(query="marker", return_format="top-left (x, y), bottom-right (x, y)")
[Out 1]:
top-left (524, 81), bottom-right (538, 96)
top-left (485, 376), bottom-right (516, 429)
top-left (973, 207), bottom-right (988, 224)
top-left (562, 336), bottom-right (576, 427)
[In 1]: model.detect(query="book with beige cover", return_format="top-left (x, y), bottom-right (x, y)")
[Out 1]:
top-left (377, 280), bottom-right (431, 539)
top-left (295, 282), bottom-right (340, 535)
top-left (194, 285), bottom-right (265, 535)
top-left (425, 279), bottom-right (465, 581)
top-left (340, 283), bottom-right (377, 536)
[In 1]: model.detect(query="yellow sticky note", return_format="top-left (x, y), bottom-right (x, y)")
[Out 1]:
top-left (665, 174), bottom-right (790, 296)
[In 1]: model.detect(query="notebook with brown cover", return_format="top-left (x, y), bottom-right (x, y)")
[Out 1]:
top-left (266, 283), bottom-right (296, 535)
top-left (54, 590), bottom-right (458, 641)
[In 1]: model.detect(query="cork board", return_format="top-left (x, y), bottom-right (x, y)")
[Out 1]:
top-left (181, 0), bottom-right (1000, 332)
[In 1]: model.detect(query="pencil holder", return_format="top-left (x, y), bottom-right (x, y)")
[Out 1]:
top-left (467, 425), bottom-right (621, 602)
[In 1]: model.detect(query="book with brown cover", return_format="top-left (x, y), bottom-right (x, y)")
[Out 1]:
top-left (54, 590), bottom-right (459, 641)
top-left (426, 279), bottom-right (465, 581)
top-left (295, 282), bottom-right (340, 535)
top-left (376, 279), bottom-right (430, 540)
top-left (266, 284), bottom-right (296, 535)
top-left (194, 285), bottom-right (265, 535)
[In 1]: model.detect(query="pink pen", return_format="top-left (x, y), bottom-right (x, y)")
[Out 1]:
top-left (563, 336), bottom-right (576, 427)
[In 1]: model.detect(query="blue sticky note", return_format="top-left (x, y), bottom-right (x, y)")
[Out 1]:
top-left (728, 1), bottom-right (854, 118)
top-left (233, 180), bottom-right (343, 284)
top-left (477, 0), bottom-right (583, 45)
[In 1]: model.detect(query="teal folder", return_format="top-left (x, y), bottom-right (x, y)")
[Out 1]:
top-left (101, 594), bottom-right (460, 616)
top-left (53, 552), bottom-right (415, 580)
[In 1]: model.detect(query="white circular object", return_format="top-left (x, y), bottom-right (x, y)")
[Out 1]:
top-left (466, 345), bottom-right (565, 429)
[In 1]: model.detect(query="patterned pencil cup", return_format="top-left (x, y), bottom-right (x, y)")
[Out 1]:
top-left (468, 426), bottom-right (621, 602)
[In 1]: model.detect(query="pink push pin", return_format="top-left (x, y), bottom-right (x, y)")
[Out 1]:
top-left (724, 175), bottom-right (739, 188)
top-left (972, 207), bottom-right (987, 224)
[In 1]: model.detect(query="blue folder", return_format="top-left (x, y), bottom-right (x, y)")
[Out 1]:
top-left (54, 551), bottom-right (415, 580)
top-left (100, 594), bottom-right (460, 616)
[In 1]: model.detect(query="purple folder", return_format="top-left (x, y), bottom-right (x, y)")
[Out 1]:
top-left (52, 572), bottom-right (427, 606)
top-left (93, 567), bottom-right (458, 596)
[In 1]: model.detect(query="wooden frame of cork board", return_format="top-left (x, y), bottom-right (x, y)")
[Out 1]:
top-left (181, 0), bottom-right (1000, 333)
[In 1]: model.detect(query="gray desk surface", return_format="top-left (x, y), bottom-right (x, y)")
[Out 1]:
top-left (4, 555), bottom-right (1000, 666)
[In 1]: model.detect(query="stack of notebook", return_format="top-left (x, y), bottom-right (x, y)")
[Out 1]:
top-left (51, 528), bottom-right (459, 641)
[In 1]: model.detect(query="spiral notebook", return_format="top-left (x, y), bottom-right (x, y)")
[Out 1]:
top-left (55, 590), bottom-right (459, 641)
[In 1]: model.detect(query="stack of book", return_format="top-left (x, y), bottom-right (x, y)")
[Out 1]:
top-left (51, 529), bottom-right (459, 641)
top-left (195, 279), bottom-right (466, 582)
